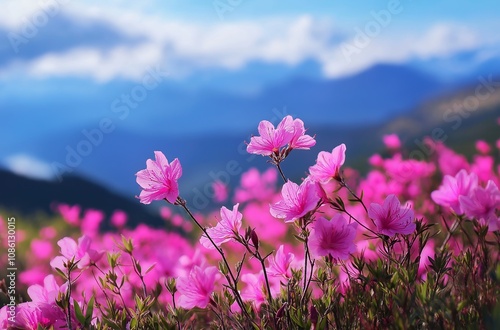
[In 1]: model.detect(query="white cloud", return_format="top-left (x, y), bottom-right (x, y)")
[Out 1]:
top-left (4, 154), bottom-right (54, 181)
top-left (0, 0), bottom-right (494, 82)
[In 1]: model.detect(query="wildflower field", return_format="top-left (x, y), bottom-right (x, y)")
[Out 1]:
top-left (1, 116), bottom-right (500, 329)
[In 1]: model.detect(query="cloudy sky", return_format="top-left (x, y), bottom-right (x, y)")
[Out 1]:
top-left (2, 0), bottom-right (499, 82)
top-left (1, 0), bottom-right (499, 182)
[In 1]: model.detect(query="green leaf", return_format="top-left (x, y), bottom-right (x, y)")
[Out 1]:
top-left (85, 296), bottom-right (95, 321)
top-left (74, 301), bottom-right (86, 325)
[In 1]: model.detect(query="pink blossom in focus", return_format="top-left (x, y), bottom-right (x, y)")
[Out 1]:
top-left (50, 235), bottom-right (102, 271)
top-left (282, 116), bottom-right (316, 150)
top-left (266, 245), bottom-right (295, 281)
top-left (309, 144), bottom-right (346, 183)
top-left (111, 210), bottom-right (127, 228)
top-left (136, 151), bottom-right (182, 204)
top-left (309, 215), bottom-right (357, 260)
top-left (431, 170), bottom-right (478, 214)
top-left (0, 303), bottom-right (60, 330)
top-left (177, 266), bottom-right (218, 309)
top-left (459, 180), bottom-right (500, 231)
top-left (27, 275), bottom-right (67, 304)
top-left (383, 134), bottom-right (401, 150)
top-left (368, 194), bottom-right (416, 237)
top-left (270, 180), bottom-right (320, 222)
top-left (212, 180), bottom-right (228, 203)
top-left (246, 118), bottom-right (294, 156)
top-left (200, 204), bottom-right (242, 249)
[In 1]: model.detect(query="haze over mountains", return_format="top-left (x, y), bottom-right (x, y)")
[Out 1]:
top-left (2, 50), bottom-right (500, 217)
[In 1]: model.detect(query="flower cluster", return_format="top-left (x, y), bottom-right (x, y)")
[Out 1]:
top-left (1, 115), bottom-right (499, 329)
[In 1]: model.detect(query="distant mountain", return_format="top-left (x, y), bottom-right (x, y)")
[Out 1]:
top-left (0, 169), bottom-right (165, 227)
top-left (3, 81), bottom-right (498, 219)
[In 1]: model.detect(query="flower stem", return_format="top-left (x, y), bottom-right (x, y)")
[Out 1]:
top-left (176, 197), bottom-right (253, 325)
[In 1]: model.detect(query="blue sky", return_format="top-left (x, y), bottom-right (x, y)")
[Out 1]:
top-left (1, 0), bottom-right (499, 182)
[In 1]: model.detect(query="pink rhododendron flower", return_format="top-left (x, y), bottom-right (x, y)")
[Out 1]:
top-left (111, 210), bottom-right (128, 228)
top-left (234, 168), bottom-right (277, 203)
top-left (309, 144), bottom-right (346, 183)
top-left (81, 209), bottom-right (104, 237)
top-left (28, 275), bottom-right (67, 304)
top-left (212, 180), bottom-right (228, 203)
top-left (368, 194), bottom-right (416, 237)
top-left (431, 170), bottom-right (478, 214)
top-left (270, 180), bottom-right (320, 222)
top-left (200, 204), bottom-right (242, 249)
top-left (241, 271), bottom-right (278, 308)
top-left (368, 154), bottom-right (384, 167)
top-left (247, 118), bottom-right (294, 156)
top-left (50, 235), bottom-right (102, 270)
top-left (136, 151), bottom-right (182, 204)
top-left (177, 266), bottom-right (218, 309)
top-left (0, 302), bottom-right (60, 330)
top-left (475, 140), bottom-right (491, 154)
top-left (383, 134), bottom-right (401, 150)
top-left (309, 215), bottom-right (357, 260)
top-left (266, 245), bottom-right (295, 280)
top-left (384, 155), bottom-right (435, 183)
top-left (30, 239), bottom-right (53, 259)
top-left (459, 180), bottom-right (500, 231)
top-left (281, 116), bottom-right (316, 150)
top-left (57, 204), bottom-right (80, 226)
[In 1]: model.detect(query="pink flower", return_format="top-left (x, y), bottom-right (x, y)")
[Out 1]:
top-left (475, 140), bottom-right (491, 154)
top-left (309, 215), bottom-right (357, 260)
top-left (266, 245), bottom-right (295, 280)
top-left (30, 239), bottom-right (53, 259)
top-left (383, 134), bottom-right (401, 150)
top-left (212, 180), bottom-right (228, 203)
top-left (111, 210), bottom-right (128, 228)
top-left (200, 204), bottom-right (243, 249)
top-left (431, 170), bottom-right (478, 214)
top-left (270, 180), bottom-right (320, 222)
top-left (247, 118), bottom-right (294, 156)
top-left (459, 180), bottom-right (500, 231)
top-left (177, 266), bottom-right (218, 309)
top-left (57, 204), bottom-right (80, 226)
top-left (81, 209), bottom-right (104, 237)
top-left (27, 275), bottom-right (67, 305)
top-left (0, 302), bottom-right (61, 330)
top-left (309, 144), bottom-right (346, 183)
top-left (50, 235), bottom-right (102, 271)
top-left (368, 194), bottom-right (416, 237)
top-left (136, 151), bottom-right (182, 204)
top-left (281, 116), bottom-right (316, 150)
top-left (241, 271), bottom-right (278, 308)
top-left (234, 168), bottom-right (277, 203)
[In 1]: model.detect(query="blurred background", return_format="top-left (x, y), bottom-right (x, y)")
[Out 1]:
top-left (1, 0), bottom-right (499, 224)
